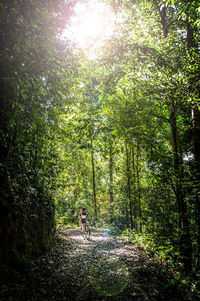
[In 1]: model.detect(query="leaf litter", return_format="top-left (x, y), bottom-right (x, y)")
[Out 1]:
top-left (0, 227), bottom-right (189, 301)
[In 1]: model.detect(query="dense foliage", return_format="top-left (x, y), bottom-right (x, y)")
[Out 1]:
top-left (0, 0), bottom-right (199, 297)
top-left (0, 0), bottom-right (75, 257)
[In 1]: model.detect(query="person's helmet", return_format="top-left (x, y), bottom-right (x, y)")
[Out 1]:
top-left (82, 207), bottom-right (86, 210)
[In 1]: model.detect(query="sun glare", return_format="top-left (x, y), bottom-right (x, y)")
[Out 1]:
top-left (63, 0), bottom-right (114, 55)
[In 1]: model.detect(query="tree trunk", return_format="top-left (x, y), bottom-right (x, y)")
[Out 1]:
top-left (153, 0), bottom-right (168, 38)
top-left (126, 142), bottom-right (133, 229)
top-left (91, 138), bottom-right (97, 222)
top-left (187, 14), bottom-right (200, 270)
top-left (170, 102), bottom-right (192, 273)
top-left (109, 138), bottom-right (114, 223)
top-left (131, 145), bottom-right (137, 230)
top-left (33, 128), bottom-right (39, 171)
top-left (136, 142), bottom-right (142, 233)
top-left (192, 105), bottom-right (200, 267)
top-left (73, 151), bottom-right (79, 224)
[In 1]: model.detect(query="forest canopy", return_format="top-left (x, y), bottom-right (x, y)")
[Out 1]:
top-left (0, 0), bottom-right (200, 291)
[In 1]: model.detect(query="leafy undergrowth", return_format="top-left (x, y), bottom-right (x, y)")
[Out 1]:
top-left (119, 229), bottom-right (200, 301)
top-left (0, 227), bottom-right (194, 301)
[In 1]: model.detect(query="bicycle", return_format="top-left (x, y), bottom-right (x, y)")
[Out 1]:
top-left (81, 220), bottom-right (91, 239)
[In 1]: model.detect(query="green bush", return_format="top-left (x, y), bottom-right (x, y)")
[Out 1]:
top-left (119, 229), bottom-right (179, 268)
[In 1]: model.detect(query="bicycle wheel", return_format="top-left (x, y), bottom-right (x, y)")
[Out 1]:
top-left (81, 223), bottom-right (86, 237)
top-left (85, 224), bottom-right (91, 239)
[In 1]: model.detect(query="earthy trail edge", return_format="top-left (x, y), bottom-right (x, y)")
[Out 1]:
top-left (0, 228), bottom-right (188, 300)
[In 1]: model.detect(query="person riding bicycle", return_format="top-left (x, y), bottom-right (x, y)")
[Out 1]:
top-left (79, 207), bottom-right (90, 229)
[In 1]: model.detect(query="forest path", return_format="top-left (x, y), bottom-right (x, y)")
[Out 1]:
top-left (1, 228), bottom-right (186, 301)
top-left (58, 228), bottom-right (164, 301)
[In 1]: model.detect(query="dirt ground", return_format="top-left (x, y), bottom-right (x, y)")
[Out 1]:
top-left (0, 227), bottom-right (188, 301)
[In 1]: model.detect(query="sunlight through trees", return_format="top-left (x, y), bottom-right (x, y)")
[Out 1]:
top-left (0, 0), bottom-right (200, 299)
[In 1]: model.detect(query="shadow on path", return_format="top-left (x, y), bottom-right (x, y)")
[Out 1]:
top-left (0, 227), bottom-right (189, 301)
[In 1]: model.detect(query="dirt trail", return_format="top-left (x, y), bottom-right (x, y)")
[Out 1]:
top-left (0, 228), bottom-right (186, 301)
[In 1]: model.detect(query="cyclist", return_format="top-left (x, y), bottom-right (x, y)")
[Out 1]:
top-left (79, 207), bottom-right (90, 229)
